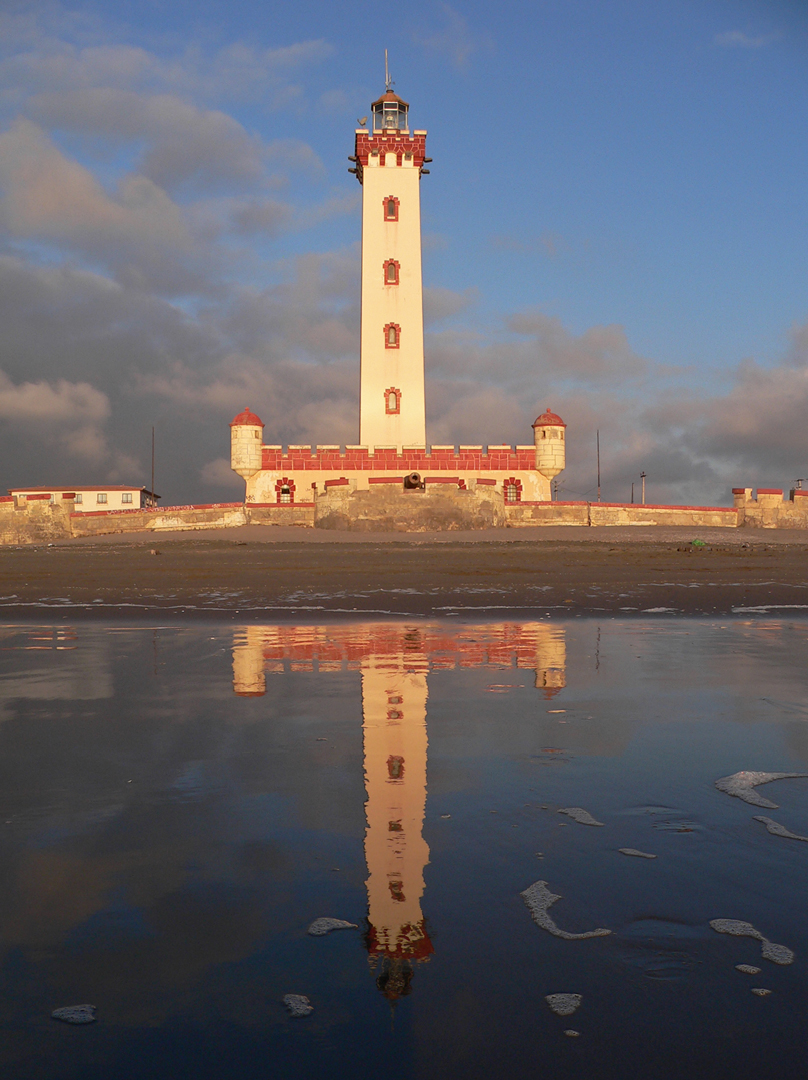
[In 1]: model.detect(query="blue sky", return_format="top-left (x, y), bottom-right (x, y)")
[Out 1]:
top-left (0, 0), bottom-right (806, 503)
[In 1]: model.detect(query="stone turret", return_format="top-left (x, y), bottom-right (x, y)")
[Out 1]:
top-left (230, 407), bottom-right (264, 481)
top-left (532, 408), bottom-right (566, 482)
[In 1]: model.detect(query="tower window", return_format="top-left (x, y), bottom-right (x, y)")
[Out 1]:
top-left (384, 323), bottom-right (400, 349)
top-left (387, 755), bottom-right (405, 780)
top-left (383, 259), bottom-right (400, 285)
top-left (385, 387), bottom-right (401, 414)
top-left (383, 196), bottom-right (399, 221)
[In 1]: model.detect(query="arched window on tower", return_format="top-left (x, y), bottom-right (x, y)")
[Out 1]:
top-left (383, 196), bottom-right (399, 221)
top-left (384, 323), bottom-right (400, 349)
top-left (385, 387), bottom-right (401, 414)
top-left (384, 259), bottom-right (400, 285)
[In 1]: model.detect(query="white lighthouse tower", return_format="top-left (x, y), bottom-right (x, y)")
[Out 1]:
top-left (352, 65), bottom-right (429, 449)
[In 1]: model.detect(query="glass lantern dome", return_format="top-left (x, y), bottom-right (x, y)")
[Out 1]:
top-left (371, 92), bottom-right (409, 134)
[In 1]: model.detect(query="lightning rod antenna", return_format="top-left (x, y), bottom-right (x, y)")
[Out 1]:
top-left (385, 49), bottom-right (392, 92)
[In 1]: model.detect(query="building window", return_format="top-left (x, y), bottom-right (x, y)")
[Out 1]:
top-left (275, 478), bottom-right (296, 505)
top-left (383, 196), bottom-right (399, 221)
top-left (74, 493), bottom-right (83, 504)
top-left (389, 879), bottom-right (405, 902)
top-left (121, 492), bottom-right (133, 504)
top-left (387, 755), bottom-right (405, 780)
top-left (385, 387), bottom-right (401, 414)
top-left (383, 259), bottom-right (400, 285)
top-left (384, 323), bottom-right (400, 349)
top-left (97, 493), bottom-right (107, 504)
top-left (504, 477), bottom-right (522, 504)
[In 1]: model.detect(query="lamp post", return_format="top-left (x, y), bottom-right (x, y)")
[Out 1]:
top-left (640, 471), bottom-right (646, 506)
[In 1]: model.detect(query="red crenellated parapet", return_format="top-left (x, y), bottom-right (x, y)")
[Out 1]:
top-left (260, 445), bottom-right (536, 472)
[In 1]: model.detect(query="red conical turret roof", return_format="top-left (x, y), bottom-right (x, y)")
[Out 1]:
top-left (532, 408), bottom-right (566, 428)
top-left (230, 407), bottom-right (264, 427)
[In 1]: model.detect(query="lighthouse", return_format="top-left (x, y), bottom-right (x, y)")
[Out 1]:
top-left (352, 70), bottom-right (430, 450)
top-left (230, 68), bottom-right (565, 517)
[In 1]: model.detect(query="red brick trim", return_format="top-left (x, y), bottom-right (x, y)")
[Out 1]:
top-left (383, 195), bottom-right (400, 221)
top-left (26, 493), bottom-right (52, 500)
top-left (384, 323), bottom-right (401, 349)
top-left (368, 476), bottom-right (404, 484)
top-left (424, 476), bottom-right (460, 484)
top-left (504, 477), bottom-right (523, 504)
top-left (383, 259), bottom-right (400, 285)
top-left (275, 477), bottom-right (296, 505)
top-left (756, 489), bottom-right (783, 495)
top-left (475, 478), bottom-right (497, 486)
top-left (384, 387), bottom-right (401, 414)
top-left (793, 490), bottom-right (808, 497)
top-left (324, 477), bottom-right (350, 488)
top-left (731, 488), bottom-right (748, 494)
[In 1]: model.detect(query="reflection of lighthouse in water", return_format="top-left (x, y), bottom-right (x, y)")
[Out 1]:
top-left (361, 638), bottom-right (433, 1000)
top-left (230, 622), bottom-right (567, 996)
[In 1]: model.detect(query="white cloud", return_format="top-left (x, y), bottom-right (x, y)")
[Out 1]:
top-left (0, 120), bottom-right (190, 250)
top-left (0, 369), bottom-right (109, 424)
top-left (715, 30), bottom-right (780, 49)
top-left (0, 34), bottom-right (333, 107)
top-left (201, 457), bottom-right (243, 488)
top-left (415, 4), bottom-right (486, 68)
top-left (423, 286), bottom-right (479, 325)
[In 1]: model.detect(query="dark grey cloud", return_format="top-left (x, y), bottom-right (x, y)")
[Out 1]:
top-left (0, 17), bottom-right (804, 508)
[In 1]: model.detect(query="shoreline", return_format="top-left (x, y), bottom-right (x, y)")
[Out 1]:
top-left (2, 526), bottom-right (808, 620)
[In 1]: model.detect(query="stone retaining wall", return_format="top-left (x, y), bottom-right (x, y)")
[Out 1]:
top-left (314, 483), bottom-right (504, 531)
top-left (3, 485), bottom-right (808, 543)
top-left (505, 501), bottom-right (740, 528)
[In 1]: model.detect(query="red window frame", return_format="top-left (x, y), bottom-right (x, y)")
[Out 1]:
top-left (383, 258), bottom-right (400, 285)
top-left (383, 196), bottom-right (400, 221)
top-left (275, 477), bottom-right (296, 505)
top-left (384, 323), bottom-right (401, 349)
top-left (504, 477), bottom-right (522, 504)
top-left (384, 387), bottom-right (401, 414)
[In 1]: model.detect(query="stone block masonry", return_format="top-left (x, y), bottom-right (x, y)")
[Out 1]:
top-left (2, 486), bottom-right (808, 544)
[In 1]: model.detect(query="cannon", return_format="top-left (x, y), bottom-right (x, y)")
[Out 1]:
top-left (403, 472), bottom-right (424, 490)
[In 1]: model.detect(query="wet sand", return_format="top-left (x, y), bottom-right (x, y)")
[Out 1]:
top-left (3, 524), bottom-right (808, 618)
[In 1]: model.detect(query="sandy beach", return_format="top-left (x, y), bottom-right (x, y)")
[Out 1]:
top-left (2, 524), bottom-right (807, 619)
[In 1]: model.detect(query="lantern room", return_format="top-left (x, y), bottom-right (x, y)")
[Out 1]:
top-left (372, 91), bottom-right (409, 133)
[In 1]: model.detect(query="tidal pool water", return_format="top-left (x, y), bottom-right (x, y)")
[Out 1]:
top-left (1, 617), bottom-right (808, 1079)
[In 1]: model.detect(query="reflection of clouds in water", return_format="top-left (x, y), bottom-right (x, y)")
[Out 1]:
top-left (1, 617), bottom-right (808, 1063)
top-left (0, 626), bottom-right (112, 706)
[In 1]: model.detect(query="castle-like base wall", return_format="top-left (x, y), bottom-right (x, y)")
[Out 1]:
top-left (314, 484), bottom-right (504, 531)
top-left (3, 487), bottom-right (808, 543)
top-left (506, 501), bottom-right (740, 528)
top-left (71, 503), bottom-right (248, 537)
top-left (246, 443), bottom-right (552, 504)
